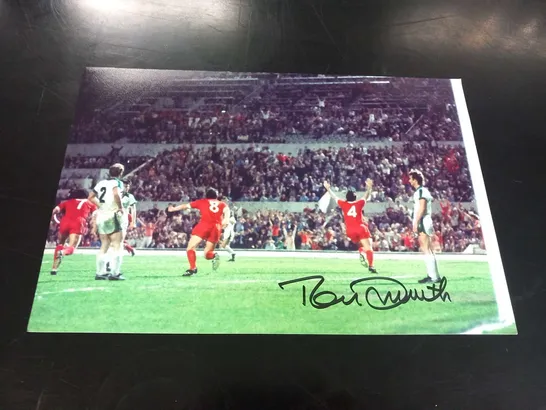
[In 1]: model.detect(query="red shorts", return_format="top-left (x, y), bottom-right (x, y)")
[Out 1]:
top-left (59, 217), bottom-right (86, 236)
top-left (346, 223), bottom-right (371, 244)
top-left (191, 222), bottom-right (221, 243)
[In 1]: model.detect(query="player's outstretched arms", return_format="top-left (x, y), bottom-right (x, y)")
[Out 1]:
top-left (323, 180), bottom-right (339, 201)
top-left (362, 178), bottom-right (373, 201)
top-left (168, 203), bottom-right (191, 213)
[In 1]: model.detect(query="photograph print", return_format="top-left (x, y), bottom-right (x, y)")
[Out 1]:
top-left (28, 68), bottom-right (517, 335)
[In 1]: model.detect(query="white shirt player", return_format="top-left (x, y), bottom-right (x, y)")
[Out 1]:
top-left (121, 192), bottom-right (137, 209)
top-left (222, 214), bottom-right (237, 243)
top-left (412, 185), bottom-right (433, 225)
top-left (94, 178), bottom-right (124, 212)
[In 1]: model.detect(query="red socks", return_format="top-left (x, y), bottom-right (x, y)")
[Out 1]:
top-left (187, 249), bottom-right (197, 269)
top-left (63, 246), bottom-right (75, 256)
top-left (54, 244), bottom-right (63, 258)
top-left (366, 250), bottom-right (374, 267)
top-left (359, 247), bottom-right (374, 267)
top-left (124, 242), bottom-right (134, 254)
top-left (187, 250), bottom-right (216, 269)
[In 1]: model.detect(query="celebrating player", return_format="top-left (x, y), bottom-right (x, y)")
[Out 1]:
top-left (168, 188), bottom-right (229, 276)
top-left (408, 170), bottom-right (442, 284)
top-left (219, 201), bottom-right (237, 262)
top-left (50, 189), bottom-right (97, 275)
top-left (323, 179), bottom-right (376, 273)
top-left (105, 179), bottom-right (136, 274)
top-left (89, 163), bottom-right (126, 281)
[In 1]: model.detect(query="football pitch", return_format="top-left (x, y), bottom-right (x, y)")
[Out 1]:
top-left (28, 251), bottom-right (515, 335)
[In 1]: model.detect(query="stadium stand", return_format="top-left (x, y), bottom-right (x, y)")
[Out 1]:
top-left (45, 74), bottom-right (483, 253)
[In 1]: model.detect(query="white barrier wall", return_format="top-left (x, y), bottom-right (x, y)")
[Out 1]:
top-left (64, 141), bottom-right (464, 156)
top-left (60, 168), bottom-right (108, 179)
top-left (137, 200), bottom-right (476, 215)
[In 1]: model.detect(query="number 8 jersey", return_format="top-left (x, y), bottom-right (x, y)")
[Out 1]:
top-left (93, 178), bottom-right (125, 211)
top-left (190, 198), bottom-right (227, 226)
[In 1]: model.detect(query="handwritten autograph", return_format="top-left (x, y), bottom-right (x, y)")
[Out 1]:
top-left (278, 276), bottom-right (452, 310)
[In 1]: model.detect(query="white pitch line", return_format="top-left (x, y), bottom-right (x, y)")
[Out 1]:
top-left (37, 287), bottom-right (109, 296)
top-left (40, 248), bottom-right (489, 262)
top-left (35, 275), bottom-right (418, 297)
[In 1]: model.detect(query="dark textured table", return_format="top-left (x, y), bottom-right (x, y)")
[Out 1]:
top-left (1, 1), bottom-right (545, 409)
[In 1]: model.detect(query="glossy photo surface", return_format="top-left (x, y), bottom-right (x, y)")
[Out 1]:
top-left (27, 68), bottom-right (516, 335)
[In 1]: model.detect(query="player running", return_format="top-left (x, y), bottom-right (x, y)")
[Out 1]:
top-left (89, 163), bottom-right (126, 281)
top-left (168, 188), bottom-right (230, 276)
top-left (408, 170), bottom-right (442, 284)
top-left (50, 189), bottom-right (97, 275)
top-left (219, 201), bottom-right (237, 262)
top-left (323, 178), bottom-right (376, 273)
top-left (105, 179), bottom-right (136, 274)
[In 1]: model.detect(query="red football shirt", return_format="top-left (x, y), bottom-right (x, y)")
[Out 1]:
top-left (190, 198), bottom-right (227, 225)
top-left (58, 199), bottom-right (97, 221)
top-left (337, 199), bottom-right (366, 230)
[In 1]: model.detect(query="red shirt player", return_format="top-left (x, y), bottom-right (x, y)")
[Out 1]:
top-left (323, 179), bottom-right (377, 273)
top-left (168, 187), bottom-right (229, 276)
top-left (50, 189), bottom-right (97, 275)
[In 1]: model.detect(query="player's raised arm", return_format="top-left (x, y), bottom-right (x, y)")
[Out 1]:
top-left (168, 202), bottom-right (191, 212)
top-left (361, 178), bottom-right (373, 201)
top-left (323, 180), bottom-right (339, 201)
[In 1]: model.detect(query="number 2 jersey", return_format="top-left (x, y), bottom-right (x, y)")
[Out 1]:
top-left (190, 198), bottom-right (227, 226)
top-left (93, 178), bottom-right (125, 212)
top-left (337, 199), bottom-right (366, 232)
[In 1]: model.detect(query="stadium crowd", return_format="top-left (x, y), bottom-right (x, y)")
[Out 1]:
top-left (49, 76), bottom-right (479, 253)
top-left (122, 142), bottom-right (472, 203)
top-left (69, 76), bottom-right (460, 145)
top-left (45, 200), bottom-right (482, 253)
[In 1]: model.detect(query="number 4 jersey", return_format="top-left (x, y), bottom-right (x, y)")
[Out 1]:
top-left (337, 198), bottom-right (370, 243)
top-left (337, 199), bottom-right (366, 228)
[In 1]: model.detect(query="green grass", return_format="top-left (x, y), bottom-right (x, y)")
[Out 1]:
top-left (27, 253), bottom-right (515, 335)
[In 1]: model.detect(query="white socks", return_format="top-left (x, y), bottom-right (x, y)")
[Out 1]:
top-left (109, 250), bottom-right (123, 275)
top-left (225, 245), bottom-right (235, 256)
top-left (96, 252), bottom-right (107, 275)
top-left (425, 253), bottom-right (440, 280)
top-left (97, 247), bottom-right (123, 276)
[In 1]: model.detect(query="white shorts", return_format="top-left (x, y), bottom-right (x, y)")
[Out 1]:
top-left (416, 215), bottom-right (434, 236)
top-left (96, 211), bottom-right (122, 235)
top-left (222, 224), bottom-right (234, 243)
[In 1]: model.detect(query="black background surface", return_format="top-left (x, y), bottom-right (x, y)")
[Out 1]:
top-left (1, 0), bottom-right (546, 409)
